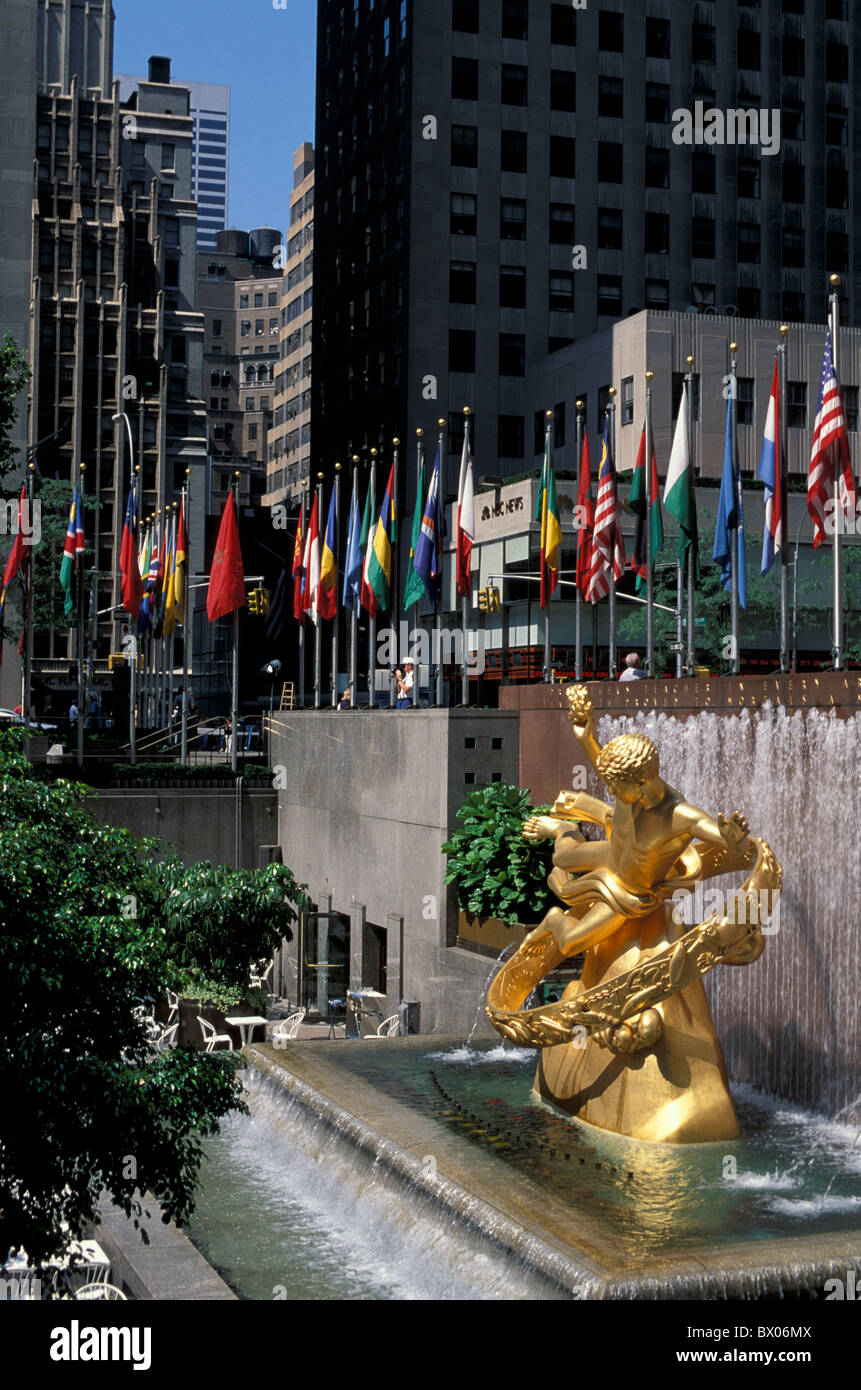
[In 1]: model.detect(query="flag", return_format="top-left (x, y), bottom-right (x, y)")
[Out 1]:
top-left (808, 330), bottom-right (856, 549)
top-left (758, 360), bottom-right (783, 576)
top-left (414, 448), bottom-right (444, 602)
top-left (1, 485), bottom-right (27, 605)
top-left (535, 426), bottom-right (562, 608)
top-left (151, 524), bottom-right (168, 636)
top-left (318, 487), bottom-right (338, 621)
top-left (403, 456), bottom-right (428, 610)
top-left (302, 492), bottom-right (321, 625)
top-left (663, 382), bottom-right (698, 573)
top-left (575, 432), bottom-right (593, 599)
top-left (292, 506), bottom-right (305, 623)
top-left (60, 483), bottom-right (85, 620)
top-left (628, 426), bottom-right (664, 593)
top-left (162, 512), bottom-right (178, 637)
top-left (359, 481), bottom-right (378, 617)
top-left (342, 476), bottom-right (362, 615)
top-left (456, 429), bottom-right (475, 598)
top-left (714, 390), bottom-right (747, 608)
top-left (207, 493), bottom-right (246, 621)
top-left (174, 496), bottom-right (187, 627)
top-left (367, 463), bottom-right (395, 613)
top-left (120, 487), bottom-right (142, 620)
top-left (138, 525), bottom-right (153, 632)
top-left (588, 415), bottom-right (626, 602)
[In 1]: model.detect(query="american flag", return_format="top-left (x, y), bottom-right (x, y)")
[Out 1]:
top-left (808, 330), bottom-right (856, 549)
top-left (588, 414), bottom-right (626, 602)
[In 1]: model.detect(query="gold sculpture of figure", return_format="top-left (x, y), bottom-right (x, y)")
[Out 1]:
top-left (486, 685), bottom-right (781, 1145)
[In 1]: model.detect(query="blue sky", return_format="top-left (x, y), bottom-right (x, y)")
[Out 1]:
top-left (112, 0), bottom-right (317, 237)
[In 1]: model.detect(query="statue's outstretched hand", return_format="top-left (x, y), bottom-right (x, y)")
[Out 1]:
top-left (718, 811), bottom-right (750, 852)
top-left (567, 684), bottom-right (595, 742)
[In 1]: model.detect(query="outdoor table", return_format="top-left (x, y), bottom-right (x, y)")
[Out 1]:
top-left (3, 1237), bottom-right (110, 1297)
top-left (225, 1014), bottom-right (268, 1046)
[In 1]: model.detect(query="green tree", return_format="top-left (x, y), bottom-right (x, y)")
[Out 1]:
top-left (0, 736), bottom-right (251, 1265)
top-left (443, 783), bottom-right (554, 925)
top-left (0, 333), bottom-right (30, 484)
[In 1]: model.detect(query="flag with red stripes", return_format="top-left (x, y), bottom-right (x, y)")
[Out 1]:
top-left (575, 432), bottom-right (593, 600)
top-left (588, 414), bottom-right (626, 602)
top-left (808, 330), bottom-right (856, 549)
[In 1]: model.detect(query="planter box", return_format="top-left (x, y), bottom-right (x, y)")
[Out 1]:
top-left (457, 910), bottom-right (528, 955)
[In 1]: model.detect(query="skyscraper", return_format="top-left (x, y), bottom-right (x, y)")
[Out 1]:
top-left (117, 74), bottom-right (230, 250)
top-left (313, 0), bottom-right (859, 508)
top-left (268, 143), bottom-right (314, 508)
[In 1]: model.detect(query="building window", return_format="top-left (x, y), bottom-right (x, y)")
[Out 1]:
top-left (599, 11), bottom-right (624, 51)
top-left (452, 0), bottom-right (478, 33)
top-left (843, 386), bottom-right (858, 432)
top-left (598, 208), bottom-right (623, 250)
top-left (499, 334), bottom-right (525, 376)
top-left (826, 230), bottom-right (849, 272)
top-left (782, 36), bottom-right (805, 77)
top-left (550, 3), bottom-right (576, 45)
top-left (826, 167), bottom-right (848, 209)
top-left (451, 124), bottom-right (478, 167)
top-left (498, 414), bottom-right (525, 459)
top-left (501, 130), bottom-right (527, 173)
top-left (782, 291), bottom-right (805, 322)
top-left (449, 329), bottom-right (476, 373)
top-left (213, 318), bottom-right (222, 336)
top-left (620, 377), bottom-right (635, 426)
top-left (783, 102), bottom-right (805, 141)
top-left (692, 217), bottom-right (716, 259)
top-left (451, 192), bottom-right (477, 235)
top-left (161, 143), bottom-right (175, 170)
top-left (240, 294), bottom-right (249, 309)
top-left (826, 42), bottom-right (848, 83)
top-left (450, 260), bottom-right (477, 303)
top-left (254, 293), bottom-right (263, 308)
top-left (692, 153), bottom-right (715, 193)
top-left (826, 105), bottom-right (848, 147)
top-left (782, 227), bottom-right (805, 268)
top-left (500, 265), bottom-right (526, 307)
top-left (645, 148), bottom-right (669, 188)
top-left (736, 287), bottom-right (760, 318)
top-left (599, 142), bottom-right (623, 183)
top-left (598, 77), bottom-right (623, 119)
top-left (737, 378), bottom-right (754, 427)
top-left (550, 71), bottom-right (576, 112)
top-left (597, 276), bottom-right (622, 315)
top-left (452, 57), bottom-right (478, 100)
top-left (501, 65), bottom-right (528, 106)
top-left (248, 424), bottom-right (258, 441)
top-left (645, 213), bottom-right (669, 255)
top-left (246, 397), bottom-right (255, 410)
top-left (549, 203), bottom-right (575, 244)
top-left (500, 198), bottom-right (526, 240)
top-left (241, 321), bottom-right (251, 337)
top-left (549, 135), bottom-right (575, 179)
top-left (502, 0), bottom-right (528, 40)
top-left (170, 335), bottom-right (186, 364)
top-left (549, 273), bottom-right (575, 312)
top-left (645, 83), bottom-right (670, 124)
top-left (783, 164), bottom-right (805, 203)
top-left (646, 17), bottom-right (670, 58)
top-left (788, 381), bottom-right (807, 428)
top-left (255, 319), bottom-right (264, 335)
top-left (738, 159), bottom-right (760, 199)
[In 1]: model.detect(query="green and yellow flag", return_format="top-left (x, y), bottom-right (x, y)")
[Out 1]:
top-left (535, 426), bottom-right (561, 608)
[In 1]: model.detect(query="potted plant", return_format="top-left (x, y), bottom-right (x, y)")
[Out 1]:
top-left (442, 783), bottom-right (556, 951)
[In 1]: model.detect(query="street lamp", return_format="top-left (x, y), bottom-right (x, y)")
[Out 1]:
top-left (262, 660), bottom-right (282, 759)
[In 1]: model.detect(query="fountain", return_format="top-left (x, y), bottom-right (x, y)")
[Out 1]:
top-left (185, 690), bottom-right (861, 1300)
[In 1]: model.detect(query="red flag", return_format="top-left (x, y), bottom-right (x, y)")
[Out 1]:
top-left (120, 487), bottom-right (141, 620)
top-left (1, 485), bottom-right (27, 598)
top-left (302, 493), bottom-right (320, 623)
top-left (292, 505), bottom-right (305, 623)
top-left (207, 493), bottom-right (246, 621)
top-left (575, 434), bottom-right (593, 598)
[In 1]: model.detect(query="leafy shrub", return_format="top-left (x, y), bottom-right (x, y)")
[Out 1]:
top-left (442, 783), bottom-right (555, 925)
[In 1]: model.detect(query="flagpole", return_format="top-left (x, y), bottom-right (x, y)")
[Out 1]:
top-left (436, 420), bottom-right (445, 707)
top-left (461, 407), bottom-right (471, 707)
top-left (829, 274), bottom-right (843, 671)
top-left (729, 342), bottom-right (741, 676)
top-left (331, 462), bottom-right (341, 708)
top-left (606, 392), bottom-right (617, 681)
top-left (231, 473), bottom-right (240, 773)
top-left (167, 502), bottom-right (177, 737)
top-left (685, 357), bottom-right (696, 676)
top-left (543, 410), bottom-right (553, 683)
top-left (314, 473), bottom-right (323, 709)
top-left (413, 429), bottom-right (424, 707)
top-left (574, 402), bottom-right (584, 681)
top-left (777, 324), bottom-right (790, 673)
top-left (24, 462), bottom-right (36, 762)
top-left (675, 561), bottom-right (683, 680)
top-left (349, 459), bottom-right (358, 709)
top-left (368, 449), bottom-right (377, 709)
top-left (392, 437), bottom-right (400, 706)
top-left (645, 373), bottom-right (655, 678)
top-left (130, 467), bottom-right (140, 766)
top-left (298, 490), bottom-right (306, 709)
top-left (76, 463), bottom-right (85, 770)
top-left (181, 472), bottom-right (190, 764)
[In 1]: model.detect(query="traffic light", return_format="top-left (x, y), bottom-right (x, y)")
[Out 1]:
top-left (247, 587), bottom-right (270, 616)
top-left (478, 588), bottom-right (489, 612)
top-left (487, 585), bottom-right (501, 613)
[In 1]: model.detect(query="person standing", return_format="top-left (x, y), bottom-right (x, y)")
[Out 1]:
top-left (619, 652), bottom-right (646, 682)
top-left (395, 660), bottom-right (415, 709)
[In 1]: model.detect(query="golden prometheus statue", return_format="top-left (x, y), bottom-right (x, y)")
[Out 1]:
top-left (485, 685), bottom-right (781, 1144)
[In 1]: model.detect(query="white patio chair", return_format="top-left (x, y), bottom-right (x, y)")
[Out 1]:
top-left (249, 958), bottom-right (274, 994)
top-left (198, 1015), bottom-right (234, 1053)
top-left (74, 1282), bottom-right (127, 1300)
top-left (367, 1012), bottom-right (401, 1039)
top-left (165, 988), bottom-right (180, 1026)
top-left (154, 1022), bottom-right (179, 1052)
top-left (267, 1008), bottom-right (305, 1044)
